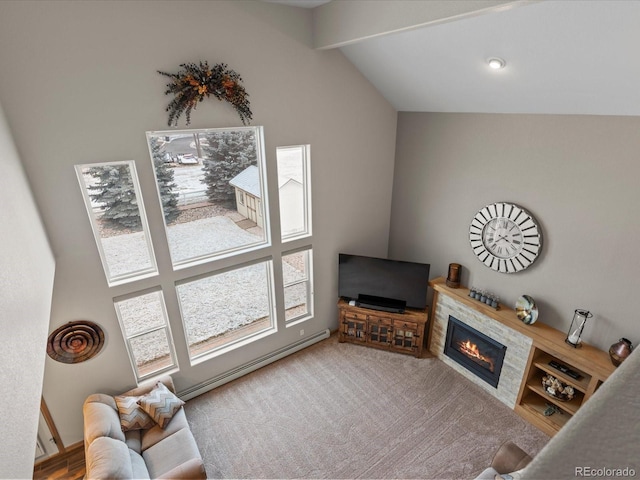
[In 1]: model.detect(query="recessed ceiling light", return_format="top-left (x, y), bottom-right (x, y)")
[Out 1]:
top-left (487, 57), bottom-right (506, 70)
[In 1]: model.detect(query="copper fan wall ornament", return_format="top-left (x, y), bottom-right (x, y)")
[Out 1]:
top-left (47, 321), bottom-right (105, 364)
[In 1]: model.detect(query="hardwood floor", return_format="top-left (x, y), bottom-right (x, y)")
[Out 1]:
top-left (33, 442), bottom-right (85, 480)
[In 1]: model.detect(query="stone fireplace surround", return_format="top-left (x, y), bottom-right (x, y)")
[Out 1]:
top-left (428, 277), bottom-right (617, 437)
top-left (429, 280), bottom-right (533, 409)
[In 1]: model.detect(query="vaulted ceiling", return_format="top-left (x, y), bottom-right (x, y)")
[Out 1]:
top-left (282, 0), bottom-right (640, 116)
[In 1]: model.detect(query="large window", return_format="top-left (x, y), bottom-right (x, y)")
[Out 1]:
top-left (146, 128), bottom-right (269, 267)
top-left (75, 161), bottom-right (157, 286)
top-left (77, 128), bottom-right (314, 384)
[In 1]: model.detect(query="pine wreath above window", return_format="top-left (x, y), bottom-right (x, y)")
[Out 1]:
top-left (158, 61), bottom-right (252, 126)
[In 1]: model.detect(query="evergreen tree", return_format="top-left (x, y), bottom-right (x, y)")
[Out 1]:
top-left (200, 130), bottom-right (256, 207)
top-left (87, 165), bottom-right (142, 230)
top-left (149, 137), bottom-right (180, 224)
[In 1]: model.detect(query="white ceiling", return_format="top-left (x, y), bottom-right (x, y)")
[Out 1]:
top-left (334, 1), bottom-right (640, 116)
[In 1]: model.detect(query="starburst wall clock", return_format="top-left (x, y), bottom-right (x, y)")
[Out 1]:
top-left (469, 202), bottom-right (542, 273)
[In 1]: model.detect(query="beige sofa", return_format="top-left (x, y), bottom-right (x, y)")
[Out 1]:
top-left (83, 375), bottom-right (206, 479)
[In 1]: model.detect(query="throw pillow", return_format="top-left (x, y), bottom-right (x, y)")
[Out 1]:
top-left (137, 381), bottom-right (185, 429)
top-left (114, 395), bottom-right (155, 431)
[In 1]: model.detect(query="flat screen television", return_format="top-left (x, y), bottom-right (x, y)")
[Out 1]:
top-left (338, 253), bottom-right (430, 312)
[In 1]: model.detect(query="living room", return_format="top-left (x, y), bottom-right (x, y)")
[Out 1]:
top-left (1, 1), bottom-right (639, 478)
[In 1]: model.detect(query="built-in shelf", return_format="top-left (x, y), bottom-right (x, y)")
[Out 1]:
top-left (429, 277), bottom-right (616, 437)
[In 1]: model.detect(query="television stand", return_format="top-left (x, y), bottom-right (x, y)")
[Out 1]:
top-left (338, 299), bottom-right (428, 357)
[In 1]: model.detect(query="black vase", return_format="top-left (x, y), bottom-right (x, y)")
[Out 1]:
top-left (609, 338), bottom-right (633, 367)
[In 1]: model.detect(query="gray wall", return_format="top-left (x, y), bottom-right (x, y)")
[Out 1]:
top-left (390, 112), bottom-right (640, 352)
top-left (0, 0), bottom-right (397, 447)
top-left (0, 103), bottom-right (55, 478)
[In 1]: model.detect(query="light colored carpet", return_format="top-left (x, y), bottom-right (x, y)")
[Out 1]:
top-left (185, 334), bottom-right (549, 479)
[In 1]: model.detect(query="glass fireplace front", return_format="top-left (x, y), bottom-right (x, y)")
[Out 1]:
top-left (444, 316), bottom-right (507, 388)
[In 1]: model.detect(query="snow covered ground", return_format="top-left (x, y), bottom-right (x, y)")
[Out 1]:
top-left (105, 215), bottom-right (306, 366)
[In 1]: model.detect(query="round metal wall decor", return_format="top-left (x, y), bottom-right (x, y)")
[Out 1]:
top-left (47, 320), bottom-right (105, 364)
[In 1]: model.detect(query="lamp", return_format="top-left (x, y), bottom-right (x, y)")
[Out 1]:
top-left (565, 309), bottom-right (593, 348)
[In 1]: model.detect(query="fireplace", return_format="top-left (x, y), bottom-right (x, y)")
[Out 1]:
top-left (444, 316), bottom-right (507, 388)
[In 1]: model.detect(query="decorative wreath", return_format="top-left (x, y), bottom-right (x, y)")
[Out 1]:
top-left (158, 61), bottom-right (252, 126)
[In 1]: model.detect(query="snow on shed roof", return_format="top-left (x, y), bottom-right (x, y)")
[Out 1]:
top-left (229, 165), bottom-right (261, 198)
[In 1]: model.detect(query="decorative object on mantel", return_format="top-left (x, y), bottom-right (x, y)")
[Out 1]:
top-left (565, 309), bottom-right (592, 348)
top-left (158, 61), bottom-right (252, 126)
top-left (608, 338), bottom-right (633, 367)
top-left (468, 286), bottom-right (500, 309)
top-left (46, 320), bottom-right (105, 364)
top-left (469, 202), bottom-right (542, 273)
top-left (446, 263), bottom-right (461, 288)
top-left (541, 374), bottom-right (575, 402)
top-left (515, 294), bottom-right (538, 325)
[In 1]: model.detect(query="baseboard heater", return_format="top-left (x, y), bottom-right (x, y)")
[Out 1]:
top-left (178, 329), bottom-right (331, 401)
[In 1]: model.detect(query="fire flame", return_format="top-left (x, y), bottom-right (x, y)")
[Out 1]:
top-left (458, 339), bottom-right (495, 372)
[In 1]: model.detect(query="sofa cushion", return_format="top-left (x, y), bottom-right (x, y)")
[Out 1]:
top-left (143, 428), bottom-right (205, 479)
top-left (141, 407), bottom-right (190, 452)
top-left (115, 395), bottom-right (156, 431)
top-left (137, 381), bottom-right (185, 429)
top-left (85, 436), bottom-right (134, 479)
top-left (129, 448), bottom-right (151, 479)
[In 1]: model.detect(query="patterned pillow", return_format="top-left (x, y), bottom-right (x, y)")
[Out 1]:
top-left (114, 395), bottom-right (155, 431)
top-left (137, 381), bottom-right (185, 429)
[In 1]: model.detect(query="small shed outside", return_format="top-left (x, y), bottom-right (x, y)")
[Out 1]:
top-left (229, 165), bottom-right (263, 228)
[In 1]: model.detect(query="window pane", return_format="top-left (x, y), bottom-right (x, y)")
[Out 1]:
top-left (277, 145), bottom-right (311, 241)
top-left (76, 161), bottom-right (157, 285)
top-left (176, 261), bottom-right (275, 359)
top-left (282, 249), bottom-right (312, 322)
top-left (146, 127), bottom-right (268, 267)
top-left (129, 329), bottom-right (173, 378)
top-left (114, 290), bottom-right (177, 381)
top-left (115, 290), bottom-right (167, 336)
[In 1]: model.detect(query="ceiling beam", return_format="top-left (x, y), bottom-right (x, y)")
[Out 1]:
top-left (312, 0), bottom-right (535, 50)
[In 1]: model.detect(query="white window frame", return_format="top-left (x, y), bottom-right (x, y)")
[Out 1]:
top-left (75, 160), bottom-right (158, 286)
top-left (73, 130), bottom-right (316, 388)
top-left (277, 145), bottom-right (312, 242)
top-left (283, 246), bottom-right (314, 326)
top-left (175, 257), bottom-right (278, 364)
top-left (146, 127), bottom-right (271, 270)
top-left (113, 288), bottom-right (179, 382)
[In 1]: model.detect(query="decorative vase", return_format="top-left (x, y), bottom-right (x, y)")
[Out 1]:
top-left (515, 295), bottom-right (538, 325)
top-left (608, 338), bottom-right (633, 367)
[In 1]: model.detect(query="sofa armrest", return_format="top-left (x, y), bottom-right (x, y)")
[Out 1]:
top-left (85, 436), bottom-right (135, 480)
top-left (156, 458), bottom-right (207, 479)
top-left (83, 393), bottom-right (125, 447)
top-left (491, 441), bottom-right (532, 474)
